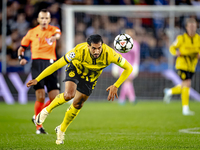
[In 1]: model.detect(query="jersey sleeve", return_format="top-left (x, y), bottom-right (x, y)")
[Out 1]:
top-left (113, 59), bottom-right (133, 88)
top-left (53, 26), bottom-right (61, 35)
top-left (21, 31), bottom-right (31, 47)
top-left (36, 56), bottom-right (67, 82)
top-left (169, 35), bottom-right (182, 56)
top-left (110, 50), bottom-right (125, 67)
top-left (109, 48), bottom-right (133, 88)
top-left (63, 46), bottom-right (81, 63)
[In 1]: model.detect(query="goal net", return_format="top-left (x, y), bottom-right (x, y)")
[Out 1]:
top-left (61, 5), bottom-right (200, 101)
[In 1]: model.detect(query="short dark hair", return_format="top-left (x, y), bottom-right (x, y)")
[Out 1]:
top-left (38, 9), bottom-right (51, 18)
top-left (40, 9), bottom-right (49, 13)
top-left (87, 34), bottom-right (103, 46)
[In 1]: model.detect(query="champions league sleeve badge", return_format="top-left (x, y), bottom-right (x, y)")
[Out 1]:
top-left (67, 52), bottom-right (76, 61)
top-left (70, 52), bottom-right (75, 58)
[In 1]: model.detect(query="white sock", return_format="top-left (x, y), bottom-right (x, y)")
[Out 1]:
top-left (182, 105), bottom-right (189, 113)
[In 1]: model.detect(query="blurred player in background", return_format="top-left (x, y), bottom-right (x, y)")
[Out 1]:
top-left (26, 34), bottom-right (133, 144)
top-left (18, 9), bottom-right (61, 134)
top-left (112, 29), bottom-right (140, 104)
top-left (163, 18), bottom-right (200, 115)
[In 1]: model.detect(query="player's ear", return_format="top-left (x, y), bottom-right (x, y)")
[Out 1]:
top-left (37, 17), bottom-right (40, 23)
top-left (48, 18), bottom-right (51, 24)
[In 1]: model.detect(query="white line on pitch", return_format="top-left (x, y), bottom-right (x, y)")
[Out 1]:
top-left (179, 127), bottom-right (200, 134)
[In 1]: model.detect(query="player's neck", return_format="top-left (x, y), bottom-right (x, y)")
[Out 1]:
top-left (40, 25), bottom-right (49, 30)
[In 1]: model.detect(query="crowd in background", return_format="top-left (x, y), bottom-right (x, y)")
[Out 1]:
top-left (0, 0), bottom-right (200, 73)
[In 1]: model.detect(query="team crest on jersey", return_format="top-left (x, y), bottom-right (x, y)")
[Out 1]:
top-left (69, 71), bottom-right (75, 77)
top-left (181, 72), bottom-right (186, 80)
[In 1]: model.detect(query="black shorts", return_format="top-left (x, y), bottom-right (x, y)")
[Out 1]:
top-left (63, 63), bottom-right (97, 96)
top-left (177, 69), bottom-right (194, 80)
top-left (31, 59), bottom-right (60, 92)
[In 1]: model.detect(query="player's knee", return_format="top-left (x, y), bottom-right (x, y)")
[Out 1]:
top-left (73, 102), bottom-right (84, 109)
top-left (36, 90), bottom-right (45, 102)
top-left (73, 95), bottom-right (88, 109)
top-left (37, 97), bottom-right (45, 102)
top-left (48, 90), bottom-right (59, 101)
top-left (63, 92), bottom-right (75, 101)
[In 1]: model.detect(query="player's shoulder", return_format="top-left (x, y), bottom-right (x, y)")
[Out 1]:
top-left (48, 25), bottom-right (61, 31)
top-left (75, 42), bottom-right (88, 50)
top-left (102, 43), bottom-right (122, 60)
top-left (182, 33), bottom-right (200, 41)
top-left (194, 33), bottom-right (200, 38)
top-left (102, 43), bottom-right (115, 53)
top-left (27, 25), bottom-right (39, 33)
top-left (175, 34), bottom-right (185, 42)
top-left (177, 34), bottom-right (184, 39)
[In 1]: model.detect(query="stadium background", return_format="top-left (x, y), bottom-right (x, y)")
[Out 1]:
top-left (1, 0), bottom-right (200, 104)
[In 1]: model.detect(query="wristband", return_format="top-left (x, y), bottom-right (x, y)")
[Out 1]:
top-left (18, 55), bottom-right (24, 62)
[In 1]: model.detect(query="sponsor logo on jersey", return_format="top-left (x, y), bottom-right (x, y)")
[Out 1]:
top-left (185, 47), bottom-right (197, 50)
top-left (97, 62), bottom-right (104, 65)
top-left (181, 72), bottom-right (186, 80)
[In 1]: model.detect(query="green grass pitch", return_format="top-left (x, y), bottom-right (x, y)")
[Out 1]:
top-left (0, 100), bottom-right (200, 150)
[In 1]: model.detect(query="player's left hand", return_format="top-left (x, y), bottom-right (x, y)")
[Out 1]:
top-left (106, 85), bottom-right (118, 101)
top-left (26, 79), bottom-right (38, 87)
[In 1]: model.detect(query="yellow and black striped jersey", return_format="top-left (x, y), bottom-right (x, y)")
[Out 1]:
top-left (170, 33), bottom-right (200, 72)
top-left (64, 42), bottom-right (124, 82)
top-left (35, 42), bottom-right (133, 88)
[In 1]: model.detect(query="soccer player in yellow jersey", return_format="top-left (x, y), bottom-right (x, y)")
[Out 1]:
top-left (26, 34), bottom-right (133, 144)
top-left (163, 18), bottom-right (200, 115)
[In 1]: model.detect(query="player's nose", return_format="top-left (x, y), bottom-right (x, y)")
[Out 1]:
top-left (95, 49), bottom-right (100, 53)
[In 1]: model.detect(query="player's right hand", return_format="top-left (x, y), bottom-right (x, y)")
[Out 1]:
top-left (20, 59), bottom-right (28, 65)
top-left (26, 79), bottom-right (38, 87)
